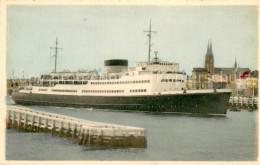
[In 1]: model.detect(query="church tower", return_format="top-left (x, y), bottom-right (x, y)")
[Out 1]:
top-left (204, 40), bottom-right (214, 74)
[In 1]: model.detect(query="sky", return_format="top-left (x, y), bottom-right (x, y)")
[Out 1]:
top-left (6, 5), bottom-right (258, 78)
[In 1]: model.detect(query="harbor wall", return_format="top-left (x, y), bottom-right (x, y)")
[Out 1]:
top-left (6, 105), bottom-right (146, 148)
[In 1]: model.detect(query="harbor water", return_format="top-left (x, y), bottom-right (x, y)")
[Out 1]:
top-left (5, 97), bottom-right (257, 160)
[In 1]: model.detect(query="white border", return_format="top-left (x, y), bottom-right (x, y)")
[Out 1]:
top-left (0, 0), bottom-right (259, 165)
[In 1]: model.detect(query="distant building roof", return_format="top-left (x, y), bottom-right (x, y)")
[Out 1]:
top-left (214, 67), bottom-right (250, 75)
top-left (192, 68), bottom-right (208, 72)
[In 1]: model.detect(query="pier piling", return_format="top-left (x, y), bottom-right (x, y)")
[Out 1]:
top-left (6, 105), bottom-right (146, 148)
top-left (227, 96), bottom-right (258, 111)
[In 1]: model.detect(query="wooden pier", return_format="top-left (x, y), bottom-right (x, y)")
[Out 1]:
top-left (6, 105), bottom-right (146, 148)
top-left (227, 96), bottom-right (258, 111)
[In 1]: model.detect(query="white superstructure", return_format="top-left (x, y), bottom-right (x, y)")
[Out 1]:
top-left (19, 56), bottom-right (187, 97)
top-left (18, 20), bottom-right (188, 97)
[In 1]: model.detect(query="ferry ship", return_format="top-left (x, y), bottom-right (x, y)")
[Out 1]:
top-left (11, 21), bottom-right (231, 115)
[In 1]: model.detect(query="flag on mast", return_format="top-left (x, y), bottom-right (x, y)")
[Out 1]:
top-left (240, 71), bottom-right (250, 78)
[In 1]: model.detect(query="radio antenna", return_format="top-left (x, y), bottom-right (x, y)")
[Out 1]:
top-left (144, 19), bottom-right (157, 62)
top-left (50, 38), bottom-right (62, 72)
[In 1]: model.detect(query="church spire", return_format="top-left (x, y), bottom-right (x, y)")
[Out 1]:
top-left (207, 40), bottom-right (210, 54)
top-left (204, 39), bottom-right (214, 74)
top-left (234, 58), bottom-right (237, 68)
top-left (209, 40), bottom-right (213, 55)
top-left (206, 40), bottom-right (213, 56)
top-left (210, 40), bottom-right (212, 54)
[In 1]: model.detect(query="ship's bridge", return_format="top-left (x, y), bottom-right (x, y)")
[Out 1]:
top-left (135, 57), bottom-right (179, 73)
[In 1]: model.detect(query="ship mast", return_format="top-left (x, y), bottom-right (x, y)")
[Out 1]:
top-left (144, 19), bottom-right (157, 62)
top-left (50, 38), bottom-right (62, 73)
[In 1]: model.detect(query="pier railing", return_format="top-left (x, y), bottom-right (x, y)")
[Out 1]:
top-left (227, 96), bottom-right (258, 111)
top-left (6, 105), bottom-right (146, 148)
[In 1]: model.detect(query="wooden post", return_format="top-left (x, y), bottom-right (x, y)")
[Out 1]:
top-left (18, 112), bottom-right (22, 130)
top-left (59, 121), bottom-right (63, 136)
top-left (24, 114), bottom-right (28, 130)
top-left (110, 130), bottom-right (116, 146)
top-left (72, 124), bottom-right (77, 139)
top-left (37, 117), bottom-right (41, 131)
top-left (86, 129), bottom-right (90, 144)
top-left (66, 123), bottom-right (71, 137)
top-left (82, 128), bottom-right (87, 145)
top-left (78, 125), bottom-right (82, 137)
top-left (11, 111), bottom-right (15, 128)
top-left (96, 130), bottom-right (101, 145)
top-left (99, 130), bottom-right (104, 145)
top-left (6, 110), bottom-right (10, 128)
top-left (78, 127), bottom-right (84, 145)
top-left (44, 118), bottom-right (48, 132)
top-left (255, 98), bottom-right (258, 109)
top-left (7, 110), bottom-right (11, 126)
top-left (51, 120), bottom-right (56, 135)
top-left (87, 129), bottom-right (91, 145)
top-left (82, 128), bottom-right (86, 145)
top-left (30, 115), bottom-right (35, 131)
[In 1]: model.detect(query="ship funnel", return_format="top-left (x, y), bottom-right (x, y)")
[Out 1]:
top-left (104, 59), bottom-right (128, 74)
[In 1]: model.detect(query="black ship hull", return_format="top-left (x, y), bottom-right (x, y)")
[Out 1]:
top-left (11, 91), bottom-right (231, 115)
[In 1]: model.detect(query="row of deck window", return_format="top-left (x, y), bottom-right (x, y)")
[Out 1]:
top-left (147, 62), bottom-right (173, 66)
top-left (39, 88), bottom-right (147, 93)
top-left (51, 89), bottom-right (77, 93)
top-left (130, 89), bottom-right (147, 93)
top-left (41, 80), bottom-right (152, 85)
top-left (39, 89), bottom-right (47, 91)
top-left (91, 80), bottom-right (150, 85)
top-left (54, 81), bottom-right (88, 85)
top-left (161, 79), bottom-right (184, 83)
top-left (82, 90), bottom-right (124, 93)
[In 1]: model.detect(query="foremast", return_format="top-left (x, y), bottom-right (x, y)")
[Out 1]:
top-left (144, 19), bottom-right (157, 62)
top-left (50, 38), bottom-right (62, 73)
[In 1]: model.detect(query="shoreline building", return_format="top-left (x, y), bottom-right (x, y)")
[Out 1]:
top-left (203, 40), bottom-right (250, 82)
top-left (191, 40), bottom-right (251, 89)
top-left (204, 40), bottom-right (214, 74)
top-left (191, 68), bottom-right (210, 89)
top-left (214, 58), bottom-right (250, 82)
